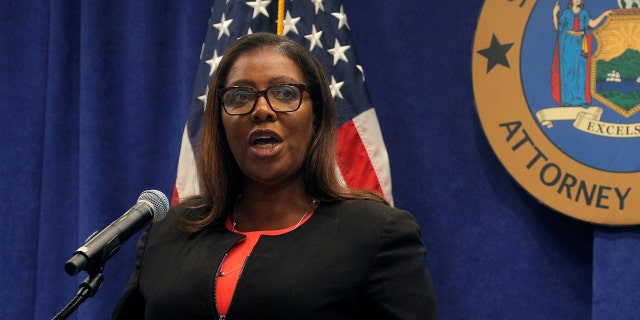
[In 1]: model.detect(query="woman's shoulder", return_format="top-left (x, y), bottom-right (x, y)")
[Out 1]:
top-left (321, 198), bottom-right (404, 215)
top-left (317, 199), bottom-right (418, 231)
top-left (150, 197), bottom-right (215, 234)
top-left (310, 200), bottom-right (425, 263)
top-left (169, 197), bottom-right (212, 220)
top-left (324, 198), bottom-right (390, 211)
top-left (145, 197), bottom-right (229, 247)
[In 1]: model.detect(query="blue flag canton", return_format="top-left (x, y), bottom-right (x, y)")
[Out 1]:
top-left (187, 0), bottom-right (373, 143)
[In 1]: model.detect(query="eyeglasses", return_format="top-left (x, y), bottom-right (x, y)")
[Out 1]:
top-left (217, 83), bottom-right (307, 116)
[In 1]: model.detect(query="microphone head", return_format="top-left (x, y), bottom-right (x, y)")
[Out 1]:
top-left (138, 190), bottom-right (169, 222)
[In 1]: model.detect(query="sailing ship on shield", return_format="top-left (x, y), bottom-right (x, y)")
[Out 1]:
top-left (592, 7), bottom-right (640, 118)
top-left (536, 2), bottom-right (640, 136)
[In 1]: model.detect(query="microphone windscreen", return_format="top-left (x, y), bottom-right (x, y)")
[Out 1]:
top-left (138, 190), bottom-right (169, 222)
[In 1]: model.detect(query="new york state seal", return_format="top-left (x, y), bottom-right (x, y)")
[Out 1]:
top-left (473, 0), bottom-right (640, 225)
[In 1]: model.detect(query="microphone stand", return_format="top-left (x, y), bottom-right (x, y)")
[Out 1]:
top-left (52, 266), bottom-right (104, 320)
top-left (52, 230), bottom-right (107, 320)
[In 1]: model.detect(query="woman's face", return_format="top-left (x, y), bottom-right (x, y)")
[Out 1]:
top-left (221, 47), bottom-right (315, 187)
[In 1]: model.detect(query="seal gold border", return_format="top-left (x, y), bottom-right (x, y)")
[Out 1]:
top-left (473, 0), bottom-right (640, 225)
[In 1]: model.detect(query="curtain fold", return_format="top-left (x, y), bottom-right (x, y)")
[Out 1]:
top-left (2, 1), bottom-right (640, 319)
top-left (592, 227), bottom-right (640, 320)
top-left (1, 1), bottom-right (211, 318)
top-left (35, 2), bottom-right (82, 317)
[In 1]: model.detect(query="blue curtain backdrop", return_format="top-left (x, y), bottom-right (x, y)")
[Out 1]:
top-left (2, 1), bottom-right (639, 319)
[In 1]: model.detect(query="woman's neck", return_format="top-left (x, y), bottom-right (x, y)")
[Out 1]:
top-left (234, 180), bottom-right (314, 231)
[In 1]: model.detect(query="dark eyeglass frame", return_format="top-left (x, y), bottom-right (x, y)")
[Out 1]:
top-left (217, 83), bottom-right (307, 116)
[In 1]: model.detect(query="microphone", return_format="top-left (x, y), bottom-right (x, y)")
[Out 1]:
top-left (64, 190), bottom-right (169, 276)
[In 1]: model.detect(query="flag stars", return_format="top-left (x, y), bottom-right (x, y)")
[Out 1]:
top-left (198, 86), bottom-right (209, 107)
top-left (331, 5), bottom-right (349, 30)
top-left (329, 76), bottom-right (344, 99)
top-left (356, 65), bottom-right (365, 81)
top-left (205, 50), bottom-right (222, 76)
top-left (304, 25), bottom-right (323, 51)
top-left (327, 38), bottom-right (350, 65)
top-left (311, 0), bottom-right (325, 14)
top-left (213, 13), bottom-right (233, 39)
top-left (246, 0), bottom-right (271, 19)
top-left (283, 11), bottom-right (301, 35)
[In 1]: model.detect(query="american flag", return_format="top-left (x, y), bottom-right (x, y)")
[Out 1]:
top-left (173, 0), bottom-right (393, 205)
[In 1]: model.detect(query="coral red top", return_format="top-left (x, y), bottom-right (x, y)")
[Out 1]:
top-left (216, 213), bottom-right (313, 317)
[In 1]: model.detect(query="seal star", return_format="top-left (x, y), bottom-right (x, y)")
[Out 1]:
top-left (477, 34), bottom-right (514, 72)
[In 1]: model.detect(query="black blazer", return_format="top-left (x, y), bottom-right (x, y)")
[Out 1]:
top-left (112, 199), bottom-right (438, 319)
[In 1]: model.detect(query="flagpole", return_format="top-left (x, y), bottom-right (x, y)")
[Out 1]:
top-left (175, 0), bottom-right (394, 204)
top-left (277, 0), bottom-right (285, 35)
